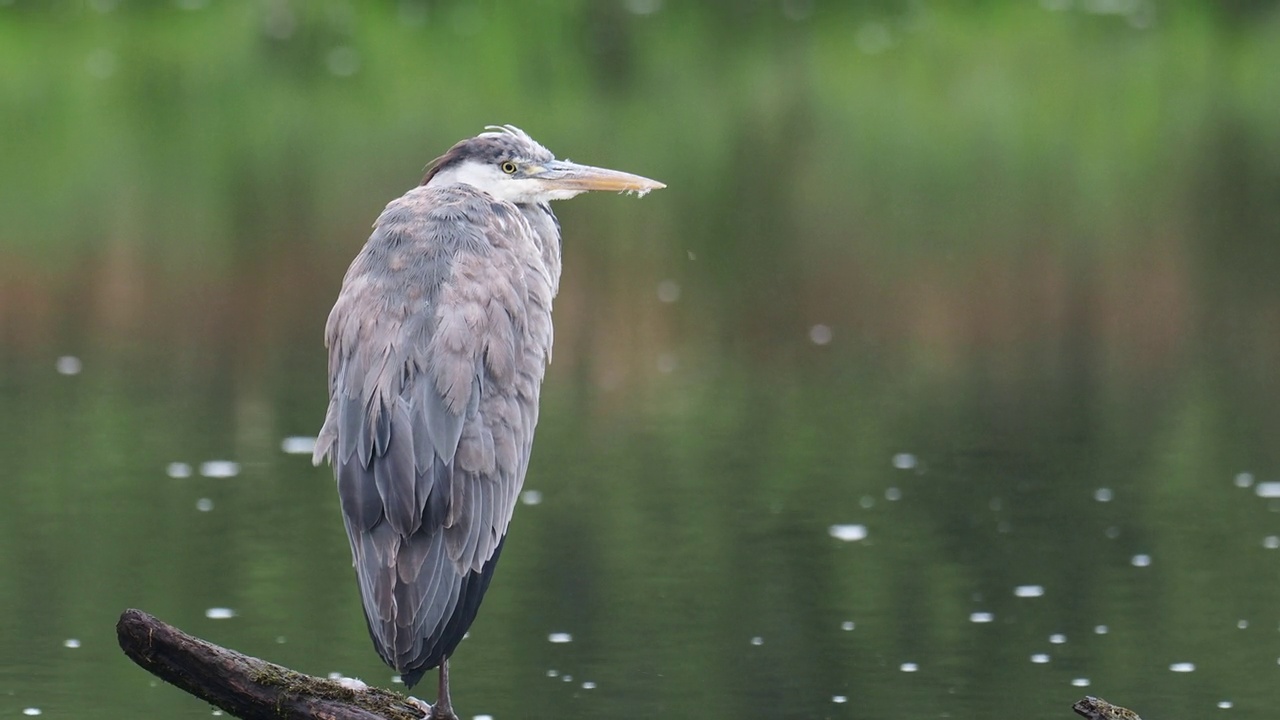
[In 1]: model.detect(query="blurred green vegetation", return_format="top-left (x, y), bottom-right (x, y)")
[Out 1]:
top-left (2, 2), bottom-right (1280, 719)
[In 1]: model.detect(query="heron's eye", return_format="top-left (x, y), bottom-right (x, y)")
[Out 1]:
top-left (500, 161), bottom-right (518, 175)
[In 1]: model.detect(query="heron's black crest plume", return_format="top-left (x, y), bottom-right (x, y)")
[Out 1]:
top-left (421, 125), bottom-right (553, 186)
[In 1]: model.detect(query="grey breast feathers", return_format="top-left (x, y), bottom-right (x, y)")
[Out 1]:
top-left (313, 184), bottom-right (555, 673)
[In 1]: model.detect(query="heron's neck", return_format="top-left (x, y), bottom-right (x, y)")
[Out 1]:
top-left (517, 201), bottom-right (562, 298)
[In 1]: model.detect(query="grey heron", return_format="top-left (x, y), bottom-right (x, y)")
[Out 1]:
top-left (313, 125), bottom-right (664, 719)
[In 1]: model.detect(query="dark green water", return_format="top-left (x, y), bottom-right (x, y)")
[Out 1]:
top-left (3, 2), bottom-right (1280, 719)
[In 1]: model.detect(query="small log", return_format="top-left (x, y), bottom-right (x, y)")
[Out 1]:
top-left (116, 608), bottom-right (425, 720)
top-left (1073, 696), bottom-right (1143, 720)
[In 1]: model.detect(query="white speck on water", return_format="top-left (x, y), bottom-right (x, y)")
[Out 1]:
top-left (1094, 488), bottom-right (1113, 502)
top-left (885, 487), bottom-right (902, 501)
top-left (1031, 653), bottom-right (1050, 664)
top-left (1170, 662), bottom-right (1196, 672)
top-left (859, 495), bottom-right (875, 509)
top-left (828, 524), bottom-right (867, 542)
top-left (275, 636), bottom-right (286, 644)
top-left (840, 621), bottom-right (855, 631)
top-left (832, 696), bottom-right (848, 704)
top-left (196, 498), bottom-right (214, 512)
top-left (474, 715), bottom-right (495, 720)
top-left (1050, 634), bottom-right (1066, 644)
top-left (657, 280), bottom-right (681, 303)
top-left (23, 709), bottom-right (41, 716)
top-left (969, 612), bottom-right (995, 623)
top-left (1095, 625), bottom-right (1109, 634)
top-left (581, 681), bottom-right (595, 690)
top-left (326, 46), bottom-right (360, 77)
top-left (1014, 585), bottom-right (1045, 598)
top-left (1218, 701), bottom-right (1233, 709)
top-left (391, 675), bottom-right (403, 684)
top-left (1072, 678), bottom-right (1091, 687)
top-left (546, 669), bottom-right (558, 678)
top-left (1131, 553), bottom-right (1152, 567)
top-left (281, 436), bottom-right (317, 454)
top-left (199, 461), bottom-right (240, 478)
top-left (899, 662), bottom-right (918, 672)
top-left (1235, 472), bottom-right (1255, 488)
top-left (63, 638), bottom-right (81, 648)
top-left (212, 711), bottom-right (223, 717)
top-left (892, 453), bottom-right (917, 470)
top-left (336, 677), bottom-right (368, 691)
top-left (520, 490), bottom-right (543, 506)
top-left (167, 462), bottom-right (192, 478)
top-left (624, 0), bottom-right (662, 16)
top-left (750, 636), bottom-right (764, 646)
top-left (56, 356), bottom-right (82, 375)
top-left (327, 672), bottom-right (342, 680)
top-left (1264, 536), bottom-right (1279, 549)
top-left (1238, 620), bottom-right (1249, 629)
top-left (561, 675), bottom-right (573, 683)
top-left (1255, 482), bottom-right (1280, 498)
top-left (548, 632), bottom-right (572, 644)
top-left (205, 607), bottom-right (236, 619)
top-left (1105, 526), bottom-right (1121, 539)
top-left (809, 324), bottom-right (833, 345)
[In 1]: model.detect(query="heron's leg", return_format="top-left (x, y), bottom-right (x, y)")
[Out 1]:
top-left (429, 660), bottom-right (458, 720)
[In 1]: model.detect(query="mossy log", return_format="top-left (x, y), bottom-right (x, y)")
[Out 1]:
top-left (116, 608), bottom-right (425, 720)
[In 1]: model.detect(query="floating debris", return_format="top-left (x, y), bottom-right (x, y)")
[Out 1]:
top-left (1237, 620), bottom-right (1249, 629)
top-left (167, 462), bottom-right (193, 479)
top-left (547, 632), bottom-right (572, 644)
top-left (1094, 625), bottom-right (1109, 634)
top-left (1264, 536), bottom-right (1279, 550)
top-left (969, 612), bottom-right (995, 623)
top-left (281, 436), bottom-right (317, 455)
top-left (561, 675), bottom-right (573, 683)
top-left (1094, 488), bottom-right (1113, 502)
top-left (899, 662), bottom-right (918, 672)
top-left (1031, 653), bottom-right (1050, 664)
top-left (892, 453), bottom-right (917, 470)
top-left (520, 490), bottom-right (543, 506)
top-left (56, 356), bottom-right (82, 375)
top-left (196, 498), bottom-right (214, 512)
top-left (1169, 662), bottom-right (1195, 672)
top-left (1217, 701), bottom-right (1233, 709)
top-left (1131, 554), bottom-right (1152, 567)
top-left (840, 621), bottom-right (855, 631)
top-left (1072, 678), bottom-right (1091, 687)
top-left (1234, 473), bottom-right (1254, 488)
top-left (750, 636), bottom-right (764, 646)
top-left (475, 715), bottom-right (495, 720)
top-left (885, 487), bottom-right (902, 501)
top-left (63, 638), bottom-right (81, 649)
top-left (828, 524), bottom-right (867, 542)
top-left (546, 669), bottom-right (558, 678)
top-left (809, 324), bottom-right (833, 345)
top-left (1050, 633), bottom-right (1067, 644)
top-left (832, 696), bottom-right (848, 704)
top-left (205, 607), bottom-right (236, 620)
top-left (199, 461), bottom-right (240, 478)
top-left (581, 681), bottom-right (596, 690)
top-left (1255, 482), bottom-right (1280, 498)
top-left (22, 709), bottom-right (41, 717)
top-left (1014, 585), bottom-right (1045, 598)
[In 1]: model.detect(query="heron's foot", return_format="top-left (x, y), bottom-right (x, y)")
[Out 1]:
top-left (406, 695), bottom-right (458, 720)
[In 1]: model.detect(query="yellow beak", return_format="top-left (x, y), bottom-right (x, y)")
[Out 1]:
top-left (532, 160), bottom-right (666, 196)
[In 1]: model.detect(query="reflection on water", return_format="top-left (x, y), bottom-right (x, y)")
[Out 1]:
top-left (2, 2), bottom-right (1280, 720)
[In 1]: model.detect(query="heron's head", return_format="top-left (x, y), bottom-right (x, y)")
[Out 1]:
top-left (422, 125), bottom-right (665, 204)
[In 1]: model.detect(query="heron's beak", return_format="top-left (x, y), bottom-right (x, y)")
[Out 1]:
top-left (532, 160), bottom-right (666, 197)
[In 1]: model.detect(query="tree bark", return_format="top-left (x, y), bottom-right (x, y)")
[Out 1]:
top-left (116, 608), bottom-right (425, 720)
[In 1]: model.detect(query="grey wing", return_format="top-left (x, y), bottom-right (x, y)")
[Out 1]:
top-left (312, 186), bottom-right (553, 683)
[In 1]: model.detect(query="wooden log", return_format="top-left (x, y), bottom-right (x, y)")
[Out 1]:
top-left (116, 608), bottom-right (426, 720)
